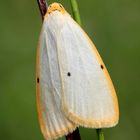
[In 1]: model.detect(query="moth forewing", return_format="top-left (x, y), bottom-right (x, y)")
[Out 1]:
top-left (59, 15), bottom-right (119, 128)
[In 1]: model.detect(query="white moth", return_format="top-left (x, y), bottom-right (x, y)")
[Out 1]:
top-left (36, 3), bottom-right (119, 140)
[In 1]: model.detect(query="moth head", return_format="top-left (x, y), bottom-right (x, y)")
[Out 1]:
top-left (47, 3), bottom-right (66, 15)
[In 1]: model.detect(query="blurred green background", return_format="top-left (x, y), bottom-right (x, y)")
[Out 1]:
top-left (0, 0), bottom-right (140, 140)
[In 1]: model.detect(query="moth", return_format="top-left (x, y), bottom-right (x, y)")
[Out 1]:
top-left (36, 3), bottom-right (119, 140)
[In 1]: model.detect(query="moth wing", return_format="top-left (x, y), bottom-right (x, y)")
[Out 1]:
top-left (36, 22), bottom-right (77, 139)
top-left (57, 15), bottom-right (119, 128)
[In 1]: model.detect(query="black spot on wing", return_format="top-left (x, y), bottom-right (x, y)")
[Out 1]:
top-left (101, 65), bottom-right (104, 69)
top-left (67, 72), bottom-right (71, 77)
top-left (37, 77), bottom-right (39, 83)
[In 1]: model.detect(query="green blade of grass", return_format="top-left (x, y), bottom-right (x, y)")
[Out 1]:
top-left (96, 129), bottom-right (105, 140)
top-left (70, 0), bottom-right (82, 26)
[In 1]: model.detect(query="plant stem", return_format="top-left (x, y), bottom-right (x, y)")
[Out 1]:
top-left (70, 0), bottom-right (82, 26)
top-left (37, 0), bottom-right (48, 20)
top-left (66, 128), bottom-right (81, 140)
top-left (96, 129), bottom-right (105, 140)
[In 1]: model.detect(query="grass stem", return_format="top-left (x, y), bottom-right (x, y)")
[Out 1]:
top-left (66, 128), bottom-right (81, 140)
top-left (37, 0), bottom-right (48, 20)
top-left (70, 0), bottom-right (82, 26)
top-left (96, 129), bottom-right (105, 140)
